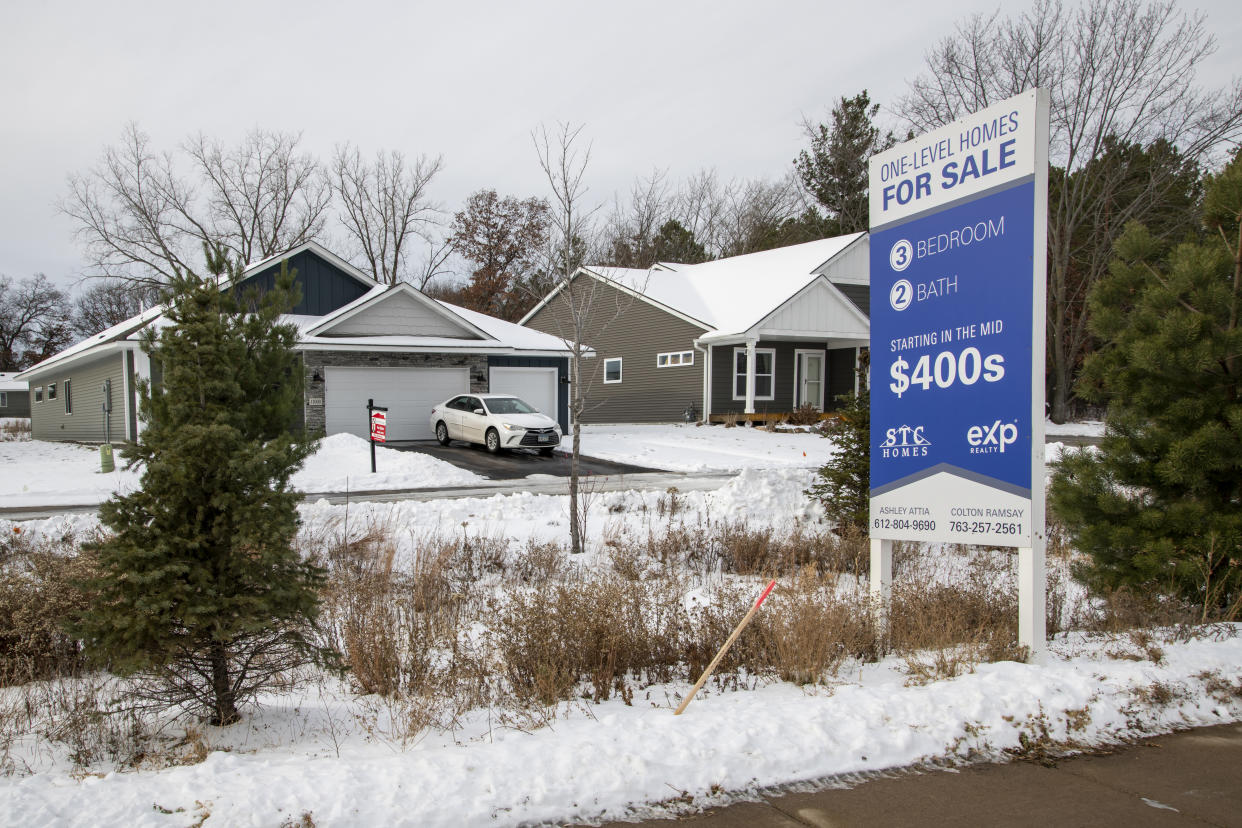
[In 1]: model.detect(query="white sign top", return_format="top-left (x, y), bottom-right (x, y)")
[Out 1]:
top-left (869, 89), bottom-right (1040, 228)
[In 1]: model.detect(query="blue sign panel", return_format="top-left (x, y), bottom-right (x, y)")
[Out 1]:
top-left (869, 178), bottom-right (1039, 545)
top-left (871, 180), bottom-right (1034, 491)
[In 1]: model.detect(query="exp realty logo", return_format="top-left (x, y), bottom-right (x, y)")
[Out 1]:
top-left (880, 424), bottom-right (931, 458)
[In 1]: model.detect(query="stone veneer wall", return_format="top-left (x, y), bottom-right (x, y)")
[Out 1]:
top-left (301, 350), bottom-right (488, 435)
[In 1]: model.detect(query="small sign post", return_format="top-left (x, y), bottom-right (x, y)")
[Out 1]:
top-left (367, 399), bottom-right (388, 474)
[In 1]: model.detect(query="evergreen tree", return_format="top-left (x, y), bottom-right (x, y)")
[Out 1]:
top-left (78, 247), bottom-right (325, 724)
top-left (1049, 151), bottom-right (1242, 620)
top-left (806, 352), bottom-right (870, 532)
top-left (650, 219), bottom-right (708, 265)
top-left (795, 90), bottom-right (896, 235)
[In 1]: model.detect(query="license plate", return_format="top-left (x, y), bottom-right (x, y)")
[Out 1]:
top-left (540, 435), bottom-right (553, 443)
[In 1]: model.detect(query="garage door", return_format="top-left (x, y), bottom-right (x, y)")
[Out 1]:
top-left (489, 366), bottom-right (559, 423)
top-left (325, 366), bottom-right (469, 440)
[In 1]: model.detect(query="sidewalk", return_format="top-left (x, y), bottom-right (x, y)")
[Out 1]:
top-left (599, 722), bottom-right (1242, 827)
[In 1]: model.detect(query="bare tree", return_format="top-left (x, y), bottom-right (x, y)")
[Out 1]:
top-left (62, 124), bottom-right (331, 287)
top-left (899, 0), bottom-right (1242, 421)
top-left (0, 274), bottom-right (73, 370)
top-left (73, 278), bottom-right (162, 338)
top-left (673, 169), bottom-right (731, 258)
top-left (331, 144), bottom-right (444, 285)
top-left (601, 169), bottom-right (672, 267)
top-left (531, 122), bottom-right (628, 556)
top-left (718, 175), bottom-right (806, 256)
top-left (186, 129), bottom-right (331, 266)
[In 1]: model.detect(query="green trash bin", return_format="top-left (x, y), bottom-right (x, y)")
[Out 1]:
top-left (100, 443), bottom-right (115, 473)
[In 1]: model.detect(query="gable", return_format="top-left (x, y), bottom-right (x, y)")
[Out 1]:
top-left (236, 249), bottom-right (371, 316)
top-left (317, 289), bottom-right (485, 339)
top-left (753, 278), bottom-right (869, 338)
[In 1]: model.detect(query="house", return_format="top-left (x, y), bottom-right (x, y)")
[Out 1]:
top-left (17, 242), bottom-right (573, 443)
top-left (0, 373), bottom-right (30, 419)
top-left (520, 234), bottom-right (870, 423)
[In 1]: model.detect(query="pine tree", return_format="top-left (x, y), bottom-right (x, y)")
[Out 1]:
top-left (78, 246), bottom-right (326, 724)
top-left (1049, 151), bottom-right (1242, 620)
top-left (795, 91), bottom-right (896, 235)
top-left (806, 352), bottom-right (870, 533)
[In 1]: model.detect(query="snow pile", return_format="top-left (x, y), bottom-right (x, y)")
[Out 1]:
top-left (0, 434), bottom-right (482, 507)
top-left (2, 631), bottom-right (1238, 827)
top-left (574, 423), bottom-right (833, 472)
top-left (291, 433), bottom-right (481, 493)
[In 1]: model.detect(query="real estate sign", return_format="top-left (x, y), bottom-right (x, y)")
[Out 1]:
top-left (868, 89), bottom-right (1049, 549)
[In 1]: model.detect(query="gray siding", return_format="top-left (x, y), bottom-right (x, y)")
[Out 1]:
top-left (523, 278), bottom-right (708, 423)
top-left (30, 353), bottom-right (127, 442)
top-left (0, 389), bottom-right (30, 418)
top-left (710, 342), bottom-right (858, 415)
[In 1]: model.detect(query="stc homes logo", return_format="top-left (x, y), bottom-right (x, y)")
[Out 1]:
top-left (880, 424), bottom-right (931, 458)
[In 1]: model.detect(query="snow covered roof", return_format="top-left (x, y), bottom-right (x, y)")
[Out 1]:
top-left (525, 234), bottom-right (867, 338)
top-left (19, 247), bottom-right (572, 382)
top-left (0, 373), bottom-right (29, 391)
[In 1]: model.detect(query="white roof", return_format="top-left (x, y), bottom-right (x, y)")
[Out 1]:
top-left (0, 373), bottom-right (29, 391)
top-left (583, 234), bottom-right (865, 336)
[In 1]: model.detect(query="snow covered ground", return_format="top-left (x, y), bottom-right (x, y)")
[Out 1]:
top-left (3, 624), bottom-right (1239, 827)
top-left (3, 419), bottom-right (1237, 828)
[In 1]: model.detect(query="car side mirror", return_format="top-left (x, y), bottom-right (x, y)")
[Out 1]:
top-left (474, 408), bottom-right (485, 415)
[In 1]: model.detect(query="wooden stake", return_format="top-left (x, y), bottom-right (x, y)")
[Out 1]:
top-left (674, 579), bottom-right (776, 715)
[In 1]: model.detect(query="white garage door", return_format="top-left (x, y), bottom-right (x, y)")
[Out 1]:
top-left (489, 366), bottom-right (559, 423)
top-left (325, 366), bottom-right (469, 440)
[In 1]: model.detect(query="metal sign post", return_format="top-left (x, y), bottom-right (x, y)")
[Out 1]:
top-left (367, 398), bottom-right (388, 474)
top-left (868, 89), bottom-right (1050, 657)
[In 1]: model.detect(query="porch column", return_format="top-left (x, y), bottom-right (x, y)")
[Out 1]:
top-left (744, 338), bottom-right (757, 415)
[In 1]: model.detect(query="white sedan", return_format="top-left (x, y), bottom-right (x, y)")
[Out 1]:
top-left (429, 393), bottom-right (562, 455)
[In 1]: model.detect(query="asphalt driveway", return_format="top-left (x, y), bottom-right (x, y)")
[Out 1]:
top-left (385, 439), bottom-right (657, 480)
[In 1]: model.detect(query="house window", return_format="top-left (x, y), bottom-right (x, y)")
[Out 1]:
top-left (64, 379), bottom-right (72, 414)
top-left (34, 386), bottom-right (43, 403)
top-left (657, 351), bottom-right (694, 367)
top-left (604, 358), bottom-right (623, 384)
top-left (47, 382), bottom-right (57, 401)
top-left (0, 392), bottom-right (6, 408)
top-left (733, 347), bottom-right (775, 400)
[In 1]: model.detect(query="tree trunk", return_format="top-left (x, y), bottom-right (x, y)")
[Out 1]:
top-left (568, 349), bottom-right (583, 555)
top-left (209, 640), bottom-right (240, 725)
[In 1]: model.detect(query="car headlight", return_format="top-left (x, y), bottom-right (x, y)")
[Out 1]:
top-left (500, 422), bottom-right (520, 431)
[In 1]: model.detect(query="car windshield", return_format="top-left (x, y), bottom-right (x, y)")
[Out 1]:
top-left (485, 397), bottom-right (537, 415)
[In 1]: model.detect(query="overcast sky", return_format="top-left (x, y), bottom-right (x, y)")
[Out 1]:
top-left (2, 0), bottom-right (1238, 292)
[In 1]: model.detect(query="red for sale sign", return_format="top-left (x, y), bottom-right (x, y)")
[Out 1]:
top-left (370, 410), bottom-right (387, 442)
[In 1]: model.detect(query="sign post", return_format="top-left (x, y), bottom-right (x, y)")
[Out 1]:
top-left (868, 89), bottom-right (1050, 656)
top-left (367, 399), bottom-right (388, 474)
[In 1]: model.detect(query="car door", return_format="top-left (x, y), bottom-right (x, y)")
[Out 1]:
top-left (460, 396), bottom-right (487, 444)
top-left (441, 396), bottom-right (468, 439)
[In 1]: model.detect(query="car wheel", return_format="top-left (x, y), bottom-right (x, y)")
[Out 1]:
top-left (539, 447), bottom-right (555, 457)
top-left (485, 428), bottom-right (501, 454)
top-left (435, 421), bottom-right (450, 446)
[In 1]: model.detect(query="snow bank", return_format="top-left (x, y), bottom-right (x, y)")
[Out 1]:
top-left (3, 631), bottom-right (1238, 827)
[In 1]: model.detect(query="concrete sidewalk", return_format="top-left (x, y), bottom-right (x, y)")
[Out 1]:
top-left (599, 723), bottom-right (1242, 827)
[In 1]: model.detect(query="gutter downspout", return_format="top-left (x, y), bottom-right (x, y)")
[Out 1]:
top-left (693, 339), bottom-right (709, 422)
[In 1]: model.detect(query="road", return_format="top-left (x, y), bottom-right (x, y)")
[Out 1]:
top-left (596, 722), bottom-right (1242, 828)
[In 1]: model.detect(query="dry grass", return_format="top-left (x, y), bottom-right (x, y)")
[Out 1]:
top-left (0, 419), bottom-right (31, 442)
top-left (0, 528), bottom-right (99, 685)
top-left (2, 505), bottom-right (1233, 759)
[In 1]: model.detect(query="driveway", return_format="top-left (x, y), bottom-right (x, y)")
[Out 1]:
top-left (384, 440), bottom-right (657, 480)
